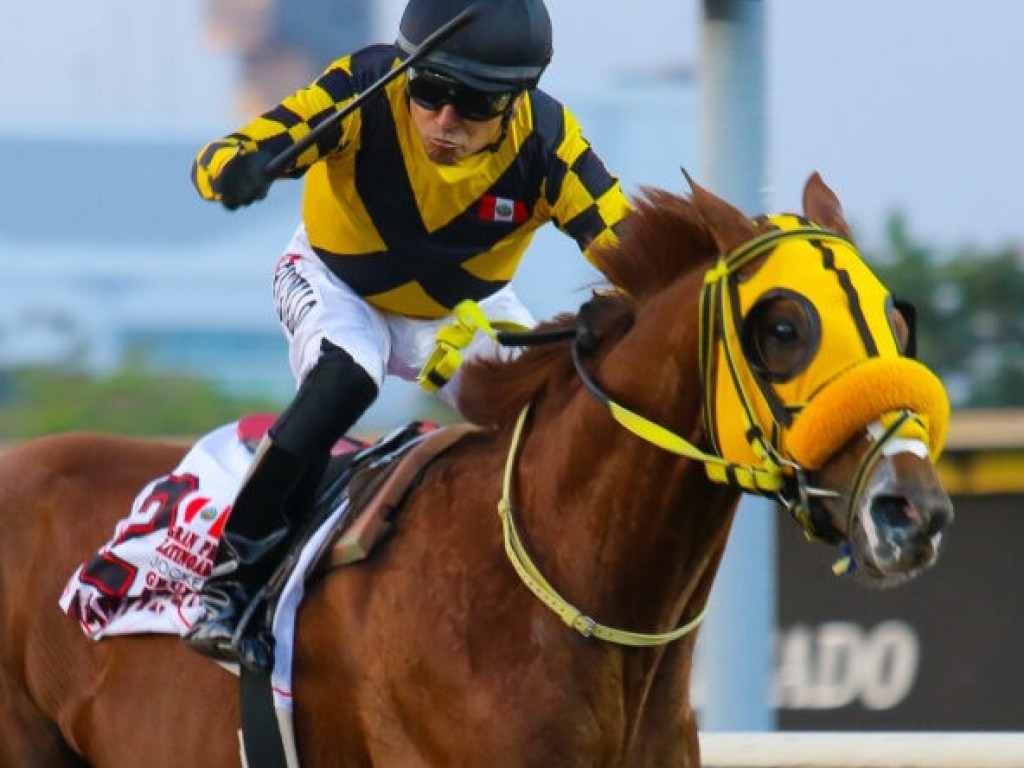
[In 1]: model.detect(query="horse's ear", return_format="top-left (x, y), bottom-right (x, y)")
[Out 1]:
top-left (682, 168), bottom-right (758, 255)
top-left (802, 172), bottom-right (854, 240)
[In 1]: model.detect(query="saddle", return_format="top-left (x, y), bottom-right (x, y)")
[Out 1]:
top-left (230, 417), bottom-right (479, 768)
top-left (314, 419), bottom-right (478, 569)
top-left (242, 416), bottom-right (480, 625)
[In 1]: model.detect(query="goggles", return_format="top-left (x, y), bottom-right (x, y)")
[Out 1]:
top-left (407, 69), bottom-right (517, 121)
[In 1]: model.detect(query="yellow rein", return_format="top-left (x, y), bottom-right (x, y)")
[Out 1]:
top-left (497, 403), bottom-right (709, 647)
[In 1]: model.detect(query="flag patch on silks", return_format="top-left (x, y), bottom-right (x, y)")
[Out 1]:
top-left (479, 195), bottom-right (529, 223)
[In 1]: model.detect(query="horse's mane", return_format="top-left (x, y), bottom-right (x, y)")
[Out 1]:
top-left (458, 188), bottom-right (717, 427)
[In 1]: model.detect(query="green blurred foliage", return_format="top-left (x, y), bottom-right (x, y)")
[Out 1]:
top-left (869, 214), bottom-right (1024, 408)
top-left (0, 365), bottom-right (281, 439)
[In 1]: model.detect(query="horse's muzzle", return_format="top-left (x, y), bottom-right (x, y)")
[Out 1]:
top-left (857, 481), bottom-right (954, 580)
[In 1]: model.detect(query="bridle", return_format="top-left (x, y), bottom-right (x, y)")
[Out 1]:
top-left (566, 302), bottom-right (845, 541)
top-left (423, 227), bottom-right (936, 642)
top-left (555, 228), bottom-right (878, 541)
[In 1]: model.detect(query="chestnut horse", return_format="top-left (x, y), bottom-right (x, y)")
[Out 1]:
top-left (0, 174), bottom-right (953, 767)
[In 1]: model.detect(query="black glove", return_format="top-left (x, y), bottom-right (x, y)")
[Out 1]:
top-left (217, 149), bottom-right (273, 210)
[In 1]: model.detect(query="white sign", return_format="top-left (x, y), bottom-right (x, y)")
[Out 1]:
top-left (773, 621), bottom-right (920, 711)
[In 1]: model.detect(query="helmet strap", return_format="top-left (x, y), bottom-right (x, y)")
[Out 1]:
top-left (479, 95), bottom-right (521, 154)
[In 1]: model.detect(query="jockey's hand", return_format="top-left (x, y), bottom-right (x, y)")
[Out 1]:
top-left (217, 149), bottom-right (273, 210)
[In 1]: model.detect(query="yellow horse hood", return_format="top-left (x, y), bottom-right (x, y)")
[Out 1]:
top-left (702, 215), bottom-right (949, 473)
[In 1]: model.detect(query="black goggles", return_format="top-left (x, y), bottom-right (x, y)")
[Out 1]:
top-left (407, 69), bottom-right (517, 122)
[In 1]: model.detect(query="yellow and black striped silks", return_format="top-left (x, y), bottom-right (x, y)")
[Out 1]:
top-left (193, 44), bottom-right (632, 318)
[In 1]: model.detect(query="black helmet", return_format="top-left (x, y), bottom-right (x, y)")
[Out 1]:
top-left (397, 0), bottom-right (553, 92)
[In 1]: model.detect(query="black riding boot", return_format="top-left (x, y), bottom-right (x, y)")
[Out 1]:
top-left (183, 437), bottom-right (306, 671)
top-left (183, 341), bottom-right (378, 672)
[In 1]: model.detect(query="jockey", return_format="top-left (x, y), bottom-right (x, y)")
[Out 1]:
top-left (185, 0), bottom-right (632, 672)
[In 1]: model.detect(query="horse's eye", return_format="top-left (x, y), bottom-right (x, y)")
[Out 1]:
top-left (741, 291), bottom-right (821, 382)
top-left (769, 320), bottom-right (799, 344)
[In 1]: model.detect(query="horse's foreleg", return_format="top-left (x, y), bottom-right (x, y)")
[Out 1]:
top-left (0, 681), bottom-right (87, 768)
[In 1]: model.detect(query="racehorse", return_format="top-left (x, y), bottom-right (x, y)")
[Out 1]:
top-left (0, 173), bottom-right (953, 767)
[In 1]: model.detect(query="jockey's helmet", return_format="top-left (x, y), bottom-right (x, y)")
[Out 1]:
top-left (396, 0), bottom-right (553, 92)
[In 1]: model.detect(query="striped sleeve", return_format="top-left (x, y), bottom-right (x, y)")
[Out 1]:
top-left (544, 107), bottom-right (631, 261)
top-left (192, 50), bottom-right (389, 202)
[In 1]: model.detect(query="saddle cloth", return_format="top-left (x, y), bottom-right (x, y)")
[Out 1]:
top-left (59, 417), bottom-right (463, 713)
top-left (59, 421), bottom-right (325, 711)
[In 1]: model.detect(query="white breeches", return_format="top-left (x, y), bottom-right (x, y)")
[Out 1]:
top-left (272, 224), bottom-right (535, 410)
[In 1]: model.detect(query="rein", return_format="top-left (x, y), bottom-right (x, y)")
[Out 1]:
top-left (497, 402), bottom-right (709, 646)
top-left (424, 303), bottom-right (713, 645)
top-left (569, 340), bottom-right (782, 494)
top-left (494, 230), bottom-right (859, 513)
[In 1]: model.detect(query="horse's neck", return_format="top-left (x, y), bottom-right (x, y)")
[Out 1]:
top-left (517, 286), bottom-right (738, 640)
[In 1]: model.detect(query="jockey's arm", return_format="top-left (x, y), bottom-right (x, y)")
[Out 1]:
top-left (191, 54), bottom-right (365, 205)
top-left (540, 106), bottom-right (632, 264)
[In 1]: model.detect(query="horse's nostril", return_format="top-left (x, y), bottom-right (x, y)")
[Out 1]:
top-left (870, 495), bottom-right (914, 530)
top-left (927, 502), bottom-right (954, 536)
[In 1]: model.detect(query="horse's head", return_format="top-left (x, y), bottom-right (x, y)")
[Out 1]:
top-left (688, 171), bottom-right (953, 587)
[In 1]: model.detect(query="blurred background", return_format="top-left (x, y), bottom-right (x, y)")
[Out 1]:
top-left (2, 0), bottom-right (1023, 737)
top-left (3, 0), bottom-right (1022, 435)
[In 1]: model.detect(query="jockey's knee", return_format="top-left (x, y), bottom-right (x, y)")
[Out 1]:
top-left (270, 340), bottom-right (378, 461)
